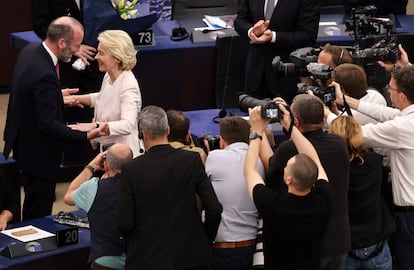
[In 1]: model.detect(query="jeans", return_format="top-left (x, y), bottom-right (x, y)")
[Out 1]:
top-left (390, 211), bottom-right (414, 270)
top-left (210, 245), bottom-right (255, 270)
top-left (346, 240), bottom-right (392, 270)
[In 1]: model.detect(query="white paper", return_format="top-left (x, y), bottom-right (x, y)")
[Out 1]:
top-left (319, 21), bottom-right (338, 26)
top-left (1, 225), bottom-right (55, 242)
top-left (203, 15), bottom-right (230, 29)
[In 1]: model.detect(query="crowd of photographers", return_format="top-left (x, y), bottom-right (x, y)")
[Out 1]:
top-left (231, 29), bottom-right (413, 269)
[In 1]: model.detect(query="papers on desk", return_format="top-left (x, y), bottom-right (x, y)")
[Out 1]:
top-left (194, 14), bottom-right (236, 32)
top-left (1, 225), bottom-right (55, 242)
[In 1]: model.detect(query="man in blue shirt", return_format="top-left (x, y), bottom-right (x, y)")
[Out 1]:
top-left (64, 143), bottom-right (133, 270)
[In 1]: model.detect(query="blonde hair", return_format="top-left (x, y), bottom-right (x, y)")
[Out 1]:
top-left (97, 30), bottom-right (137, 70)
top-left (329, 116), bottom-right (366, 164)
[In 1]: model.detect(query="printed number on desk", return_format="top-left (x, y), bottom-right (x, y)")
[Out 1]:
top-left (134, 29), bottom-right (154, 46)
top-left (56, 227), bottom-right (78, 247)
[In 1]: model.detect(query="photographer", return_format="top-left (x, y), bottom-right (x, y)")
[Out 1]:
top-left (64, 143), bottom-right (133, 270)
top-left (325, 63), bottom-right (387, 126)
top-left (205, 116), bottom-right (265, 270)
top-left (331, 65), bottom-right (414, 270)
top-left (256, 94), bottom-right (350, 270)
top-left (245, 104), bottom-right (332, 269)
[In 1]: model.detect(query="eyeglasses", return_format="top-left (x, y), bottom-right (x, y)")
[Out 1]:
top-left (386, 84), bottom-right (399, 92)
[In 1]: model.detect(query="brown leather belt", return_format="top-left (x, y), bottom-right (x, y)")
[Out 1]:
top-left (213, 239), bottom-right (256, 249)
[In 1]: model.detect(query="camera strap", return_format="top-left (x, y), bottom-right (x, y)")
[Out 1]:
top-left (282, 106), bottom-right (295, 136)
top-left (343, 94), bottom-right (353, 117)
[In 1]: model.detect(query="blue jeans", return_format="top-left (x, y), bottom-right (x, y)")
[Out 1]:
top-left (210, 245), bottom-right (255, 270)
top-left (346, 240), bottom-right (392, 270)
top-left (390, 211), bottom-right (414, 270)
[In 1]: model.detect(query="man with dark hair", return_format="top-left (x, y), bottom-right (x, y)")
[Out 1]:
top-left (325, 63), bottom-right (387, 125)
top-left (258, 94), bottom-right (350, 270)
top-left (332, 64), bottom-right (414, 270)
top-left (117, 105), bottom-right (222, 270)
top-left (64, 143), bottom-right (133, 269)
top-left (31, 0), bottom-right (103, 94)
top-left (245, 104), bottom-right (332, 270)
top-left (205, 116), bottom-right (265, 270)
top-left (166, 109), bottom-right (206, 164)
top-left (3, 16), bottom-right (107, 221)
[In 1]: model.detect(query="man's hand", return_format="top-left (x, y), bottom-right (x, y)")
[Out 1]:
top-left (74, 44), bottom-right (97, 65)
top-left (62, 88), bottom-right (84, 107)
top-left (251, 20), bottom-right (269, 37)
top-left (378, 44), bottom-right (411, 71)
top-left (248, 106), bottom-right (270, 134)
top-left (250, 29), bottom-right (273, 44)
top-left (86, 121), bottom-right (109, 139)
top-left (329, 81), bottom-right (345, 106)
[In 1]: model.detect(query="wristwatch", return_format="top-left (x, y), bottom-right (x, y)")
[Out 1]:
top-left (249, 132), bottom-right (263, 141)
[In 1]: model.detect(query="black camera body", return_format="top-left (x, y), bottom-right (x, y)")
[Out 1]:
top-left (297, 83), bottom-right (336, 104)
top-left (238, 94), bottom-right (282, 123)
top-left (200, 134), bottom-right (220, 151)
top-left (352, 36), bottom-right (400, 67)
top-left (345, 5), bottom-right (394, 37)
top-left (261, 101), bottom-right (281, 122)
top-left (272, 47), bottom-right (320, 77)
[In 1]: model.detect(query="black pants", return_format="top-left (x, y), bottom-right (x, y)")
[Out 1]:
top-left (21, 171), bottom-right (56, 221)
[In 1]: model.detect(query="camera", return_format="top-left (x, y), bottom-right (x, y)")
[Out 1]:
top-left (352, 36), bottom-right (400, 67)
top-left (238, 94), bottom-right (282, 123)
top-left (200, 134), bottom-right (220, 151)
top-left (72, 58), bottom-right (86, 71)
top-left (272, 47), bottom-right (320, 77)
top-left (297, 83), bottom-right (336, 104)
top-left (345, 5), bottom-right (394, 37)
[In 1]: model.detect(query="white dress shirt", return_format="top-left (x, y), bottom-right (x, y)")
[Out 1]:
top-left (358, 101), bottom-right (414, 206)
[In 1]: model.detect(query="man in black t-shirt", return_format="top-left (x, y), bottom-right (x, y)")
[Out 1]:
top-left (245, 105), bottom-right (332, 270)
top-left (257, 94), bottom-right (350, 270)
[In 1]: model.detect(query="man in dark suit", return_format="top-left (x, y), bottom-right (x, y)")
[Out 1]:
top-left (234, 0), bottom-right (320, 103)
top-left (116, 105), bottom-right (223, 270)
top-left (3, 16), bottom-right (107, 221)
top-left (31, 0), bottom-right (103, 94)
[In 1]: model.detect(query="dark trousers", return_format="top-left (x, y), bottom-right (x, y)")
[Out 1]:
top-left (320, 253), bottom-right (347, 270)
top-left (390, 211), bottom-right (414, 270)
top-left (210, 245), bottom-right (255, 270)
top-left (21, 171), bottom-right (56, 221)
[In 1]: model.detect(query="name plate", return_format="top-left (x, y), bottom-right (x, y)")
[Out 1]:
top-left (133, 29), bottom-right (155, 46)
top-left (56, 227), bottom-right (79, 247)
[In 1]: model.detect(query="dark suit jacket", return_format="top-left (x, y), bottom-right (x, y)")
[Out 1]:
top-left (117, 144), bottom-right (222, 270)
top-left (31, 0), bottom-right (82, 40)
top-left (234, 0), bottom-right (320, 97)
top-left (3, 43), bottom-right (87, 179)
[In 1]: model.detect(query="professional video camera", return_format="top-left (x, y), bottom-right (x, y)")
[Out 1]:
top-left (297, 83), bottom-right (336, 104)
top-left (272, 47), bottom-right (320, 77)
top-left (345, 5), bottom-right (394, 37)
top-left (238, 94), bottom-right (282, 123)
top-left (351, 35), bottom-right (400, 69)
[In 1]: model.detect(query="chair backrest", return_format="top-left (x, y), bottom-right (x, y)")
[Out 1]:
top-left (172, 0), bottom-right (239, 20)
top-left (215, 34), bottom-right (249, 109)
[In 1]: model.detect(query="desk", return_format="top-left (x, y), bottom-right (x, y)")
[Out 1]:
top-left (0, 211), bottom-right (90, 270)
top-left (184, 108), bottom-right (288, 146)
top-left (10, 15), bottom-right (414, 111)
